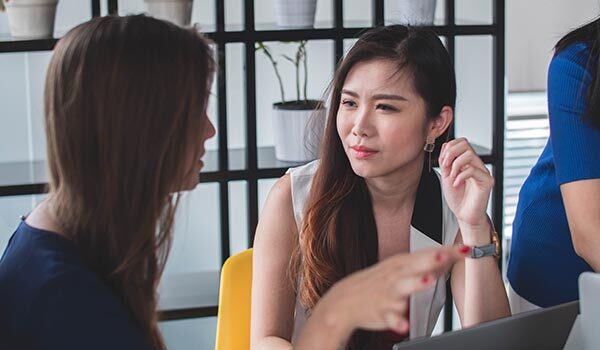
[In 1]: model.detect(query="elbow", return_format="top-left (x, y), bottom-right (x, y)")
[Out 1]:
top-left (571, 228), bottom-right (596, 263)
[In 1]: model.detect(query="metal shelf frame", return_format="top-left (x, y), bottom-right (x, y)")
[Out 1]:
top-left (0, 0), bottom-right (506, 329)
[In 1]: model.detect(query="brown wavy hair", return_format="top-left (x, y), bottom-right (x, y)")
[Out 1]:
top-left (44, 15), bottom-right (214, 348)
top-left (289, 25), bottom-right (456, 348)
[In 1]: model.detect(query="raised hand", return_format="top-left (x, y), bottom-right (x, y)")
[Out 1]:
top-left (438, 138), bottom-right (493, 238)
top-left (300, 245), bottom-right (470, 346)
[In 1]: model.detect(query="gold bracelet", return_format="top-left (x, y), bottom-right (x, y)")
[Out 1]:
top-left (488, 216), bottom-right (501, 258)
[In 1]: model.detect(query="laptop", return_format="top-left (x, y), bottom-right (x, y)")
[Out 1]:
top-left (579, 272), bottom-right (600, 349)
top-left (393, 300), bottom-right (579, 350)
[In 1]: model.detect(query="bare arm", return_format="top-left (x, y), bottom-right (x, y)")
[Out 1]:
top-left (439, 138), bottom-right (510, 327)
top-left (451, 230), bottom-right (510, 328)
top-left (250, 174), bottom-right (297, 350)
top-left (561, 179), bottom-right (600, 271)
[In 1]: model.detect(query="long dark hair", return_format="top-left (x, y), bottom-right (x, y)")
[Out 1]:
top-left (45, 15), bottom-right (215, 348)
top-left (555, 17), bottom-right (600, 128)
top-left (289, 25), bottom-right (456, 349)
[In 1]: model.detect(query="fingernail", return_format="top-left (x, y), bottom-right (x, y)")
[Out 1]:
top-left (399, 320), bottom-right (409, 333)
top-left (395, 320), bottom-right (408, 334)
top-left (422, 275), bottom-right (431, 284)
top-left (459, 245), bottom-right (471, 254)
top-left (435, 252), bottom-right (446, 262)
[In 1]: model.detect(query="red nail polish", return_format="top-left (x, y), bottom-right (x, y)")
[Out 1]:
top-left (435, 252), bottom-right (444, 262)
top-left (460, 246), bottom-right (471, 254)
top-left (422, 275), bottom-right (431, 284)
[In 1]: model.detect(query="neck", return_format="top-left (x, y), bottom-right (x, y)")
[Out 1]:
top-left (25, 194), bottom-right (65, 237)
top-left (365, 159), bottom-right (424, 214)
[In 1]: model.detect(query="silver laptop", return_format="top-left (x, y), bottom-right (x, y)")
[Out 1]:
top-left (393, 301), bottom-right (579, 350)
top-left (579, 272), bottom-right (600, 349)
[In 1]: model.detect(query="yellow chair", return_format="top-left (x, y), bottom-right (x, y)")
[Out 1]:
top-left (215, 248), bottom-right (253, 350)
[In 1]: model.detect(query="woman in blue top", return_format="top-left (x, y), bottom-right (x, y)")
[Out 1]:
top-left (0, 15), bottom-right (469, 350)
top-left (508, 17), bottom-right (600, 312)
top-left (0, 15), bottom-right (217, 350)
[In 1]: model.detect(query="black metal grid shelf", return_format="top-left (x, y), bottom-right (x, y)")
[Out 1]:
top-left (0, 0), bottom-right (506, 328)
top-left (0, 145), bottom-right (493, 196)
top-left (0, 24), bottom-right (498, 53)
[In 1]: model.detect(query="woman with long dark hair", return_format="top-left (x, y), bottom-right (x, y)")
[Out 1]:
top-left (252, 25), bottom-right (510, 350)
top-left (508, 17), bottom-right (600, 312)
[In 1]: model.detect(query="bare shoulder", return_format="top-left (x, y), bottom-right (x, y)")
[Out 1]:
top-left (253, 174), bottom-right (297, 247)
top-left (270, 173), bottom-right (293, 202)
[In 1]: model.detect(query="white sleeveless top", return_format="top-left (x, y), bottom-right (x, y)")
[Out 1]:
top-left (287, 160), bottom-right (460, 343)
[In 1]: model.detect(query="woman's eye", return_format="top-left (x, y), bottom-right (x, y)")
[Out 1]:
top-left (376, 103), bottom-right (398, 112)
top-left (341, 100), bottom-right (357, 108)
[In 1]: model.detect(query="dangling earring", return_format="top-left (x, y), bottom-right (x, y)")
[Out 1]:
top-left (424, 139), bottom-right (435, 172)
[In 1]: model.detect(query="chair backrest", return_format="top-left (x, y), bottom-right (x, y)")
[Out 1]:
top-left (215, 248), bottom-right (253, 350)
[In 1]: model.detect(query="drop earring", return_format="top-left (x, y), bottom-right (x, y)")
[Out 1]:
top-left (424, 139), bottom-right (435, 172)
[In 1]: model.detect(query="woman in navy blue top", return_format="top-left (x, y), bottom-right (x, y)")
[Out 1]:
top-left (0, 15), bottom-right (217, 349)
top-left (508, 18), bottom-right (600, 312)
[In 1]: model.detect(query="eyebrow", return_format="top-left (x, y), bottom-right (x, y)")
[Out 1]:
top-left (341, 89), bottom-right (408, 101)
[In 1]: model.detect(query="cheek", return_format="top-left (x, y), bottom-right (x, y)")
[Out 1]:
top-left (335, 112), bottom-right (349, 140)
top-left (381, 121), bottom-right (426, 155)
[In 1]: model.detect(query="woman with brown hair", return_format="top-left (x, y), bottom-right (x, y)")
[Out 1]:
top-left (251, 25), bottom-right (510, 349)
top-left (0, 15), bottom-right (215, 349)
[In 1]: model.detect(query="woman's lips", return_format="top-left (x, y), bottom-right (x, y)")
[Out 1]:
top-left (351, 146), bottom-right (378, 159)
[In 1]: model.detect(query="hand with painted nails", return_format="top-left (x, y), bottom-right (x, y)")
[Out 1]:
top-left (438, 138), bottom-right (494, 243)
top-left (294, 246), bottom-right (470, 350)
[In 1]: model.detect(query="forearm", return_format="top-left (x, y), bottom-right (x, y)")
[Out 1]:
top-left (293, 298), bottom-right (354, 350)
top-left (560, 181), bottom-right (600, 272)
top-left (460, 225), bottom-right (510, 327)
top-left (462, 256), bottom-right (510, 327)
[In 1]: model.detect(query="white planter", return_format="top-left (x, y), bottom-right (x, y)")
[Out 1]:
top-left (144, 0), bottom-right (193, 27)
top-left (4, 0), bottom-right (59, 39)
top-left (388, 0), bottom-right (437, 25)
top-left (276, 0), bottom-right (317, 29)
top-left (272, 101), bottom-right (326, 162)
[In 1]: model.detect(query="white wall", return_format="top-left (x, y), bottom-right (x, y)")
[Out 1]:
top-left (507, 0), bottom-right (600, 92)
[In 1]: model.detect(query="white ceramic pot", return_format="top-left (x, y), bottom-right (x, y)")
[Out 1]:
top-left (388, 0), bottom-right (437, 25)
top-left (272, 101), bottom-right (326, 162)
top-left (275, 0), bottom-right (317, 29)
top-left (144, 0), bottom-right (193, 27)
top-left (4, 0), bottom-right (59, 39)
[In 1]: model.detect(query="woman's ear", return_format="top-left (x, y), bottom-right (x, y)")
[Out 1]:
top-left (428, 106), bottom-right (453, 139)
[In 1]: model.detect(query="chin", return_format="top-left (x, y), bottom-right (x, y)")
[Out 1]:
top-left (349, 161), bottom-right (382, 179)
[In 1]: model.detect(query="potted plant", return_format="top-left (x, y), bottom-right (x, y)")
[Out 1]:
top-left (144, 0), bottom-right (193, 27)
top-left (2, 0), bottom-right (59, 39)
top-left (256, 41), bottom-right (326, 162)
top-left (275, 0), bottom-right (317, 29)
top-left (388, 0), bottom-right (437, 25)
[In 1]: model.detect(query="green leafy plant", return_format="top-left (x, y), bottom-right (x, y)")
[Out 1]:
top-left (256, 41), bottom-right (309, 105)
